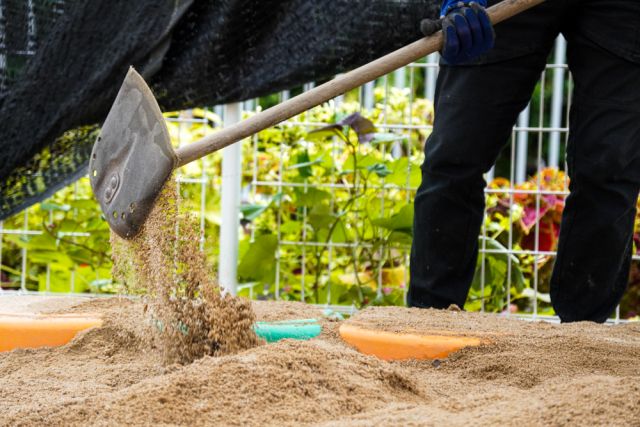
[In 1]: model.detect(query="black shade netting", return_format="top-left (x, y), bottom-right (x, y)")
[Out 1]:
top-left (0, 0), bottom-right (439, 219)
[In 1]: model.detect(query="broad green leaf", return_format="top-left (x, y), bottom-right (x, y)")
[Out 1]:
top-left (68, 199), bottom-right (98, 210)
top-left (67, 248), bottom-right (96, 266)
top-left (40, 202), bottom-right (71, 212)
top-left (372, 203), bottom-right (414, 233)
top-left (330, 219), bottom-right (349, 243)
top-left (29, 251), bottom-right (74, 267)
top-left (342, 153), bottom-right (379, 171)
top-left (386, 157), bottom-right (422, 188)
top-left (387, 230), bottom-right (413, 246)
top-left (294, 187), bottom-right (331, 206)
top-left (309, 205), bottom-right (334, 231)
top-left (280, 220), bottom-right (302, 235)
top-left (56, 218), bottom-right (80, 232)
top-left (23, 233), bottom-right (58, 251)
top-left (318, 151), bottom-right (335, 169)
top-left (237, 234), bottom-right (278, 283)
top-left (369, 133), bottom-right (407, 145)
top-left (37, 268), bottom-right (90, 293)
top-left (306, 126), bottom-right (347, 142)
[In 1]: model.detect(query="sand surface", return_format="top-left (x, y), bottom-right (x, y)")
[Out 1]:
top-left (1, 297), bottom-right (640, 426)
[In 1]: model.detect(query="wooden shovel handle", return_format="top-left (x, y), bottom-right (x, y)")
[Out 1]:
top-left (175, 0), bottom-right (545, 167)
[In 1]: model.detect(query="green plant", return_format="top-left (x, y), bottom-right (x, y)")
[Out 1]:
top-left (1, 178), bottom-right (113, 293)
top-left (235, 104), bottom-right (530, 313)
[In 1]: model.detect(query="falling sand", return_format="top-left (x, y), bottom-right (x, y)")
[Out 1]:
top-left (2, 182), bottom-right (640, 425)
top-left (109, 181), bottom-right (259, 364)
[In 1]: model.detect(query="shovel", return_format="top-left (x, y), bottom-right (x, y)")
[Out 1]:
top-left (90, 0), bottom-right (545, 239)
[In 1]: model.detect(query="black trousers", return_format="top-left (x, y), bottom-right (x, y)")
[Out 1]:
top-left (408, 0), bottom-right (640, 322)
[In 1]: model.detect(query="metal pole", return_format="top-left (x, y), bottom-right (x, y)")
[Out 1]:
top-left (363, 81), bottom-right (374, 110)
top-left (243, 99), bottom-right (255, 111)
top-left (218, 102), bottom-right (243, 295)
top-left (391, 69), bottom-right (406, 157)
top-left (548, 35), bottom-right (567, 168)
top-left (393, 68), bottom-right (405, 88)
top-left (515, 103), bottom-right (531, 183)
top-left (425, 53), bottom-right (439, 102)
top-left (21, 211), bottom-right (28, 291)
top-left (334, 74), bottom-right (344, 107)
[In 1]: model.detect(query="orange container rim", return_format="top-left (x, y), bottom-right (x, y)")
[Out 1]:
top-left (0, 312), bottom-right (103, 352)
top-left (339, 323), bottom-right (484, 360)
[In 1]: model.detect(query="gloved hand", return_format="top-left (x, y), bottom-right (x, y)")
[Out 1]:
top-left (422, 1), bottom-right (495, 65)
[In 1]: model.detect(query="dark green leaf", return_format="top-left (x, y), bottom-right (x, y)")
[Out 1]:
top-left (293, 151), bottom-right (313, 178)
top-left (367, 163), bottom-right (392, 178)
top-left (240, 204), bottom-right (268, 221)
top-left (240, 193), bottom-right (283, 221)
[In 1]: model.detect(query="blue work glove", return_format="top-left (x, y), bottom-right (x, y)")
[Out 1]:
top-left (423, 1), bottom-right (495, 65)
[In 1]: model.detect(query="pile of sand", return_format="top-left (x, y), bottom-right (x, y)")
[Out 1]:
top-left (2, 297), bottom-right (639, 426)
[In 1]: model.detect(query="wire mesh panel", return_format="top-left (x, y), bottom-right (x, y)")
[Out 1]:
top-left (236, 37), bottom-right (613, 321)
top-left (241, 70), bottom-right (431, 309)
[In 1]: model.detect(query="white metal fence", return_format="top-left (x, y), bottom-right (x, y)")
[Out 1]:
top-left (1, 36), bottom-right (631, 322)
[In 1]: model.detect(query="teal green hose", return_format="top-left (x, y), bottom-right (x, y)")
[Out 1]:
top-left (253, 319), bottom-right (321, 342)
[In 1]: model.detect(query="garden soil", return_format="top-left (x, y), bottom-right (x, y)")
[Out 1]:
top-left (1, 298), bottom-right (639, 426)
top-left (2, 186), bottom-right (640, 426)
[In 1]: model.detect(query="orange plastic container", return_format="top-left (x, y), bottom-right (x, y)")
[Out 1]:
top-left (0, 313), bottom-right (103, 352)
top-left (339, 323), bottom-right (483, 360)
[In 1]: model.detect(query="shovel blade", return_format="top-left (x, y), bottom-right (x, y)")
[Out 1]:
top-left (89, 68), bottom-right (176, 239)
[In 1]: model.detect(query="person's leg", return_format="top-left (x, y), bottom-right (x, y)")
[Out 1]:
top-left (408, 53), bottom-right (549, 309)
top-left (408, 0), bottom-right (565, 309)
top-left (550, 27), bottom-right (640, 322)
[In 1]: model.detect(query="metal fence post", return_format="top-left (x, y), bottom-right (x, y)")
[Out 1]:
top-left (549, 35), bottom-right (567, 168)
top-left (363, 81), bottom-right (374, 110)
top-left (425, 52), bottom-right (439, 102)
top-left (218, 102), bottom-right (243, 295)
top-left (393, 68), bottom-right (405, 88)
top-left (515, 103), bottom-right (531, 183)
